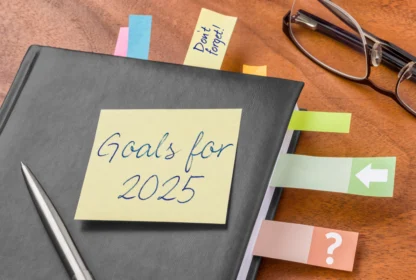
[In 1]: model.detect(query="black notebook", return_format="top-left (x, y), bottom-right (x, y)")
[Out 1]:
top-left (0, 46), bottom-right (303, 280)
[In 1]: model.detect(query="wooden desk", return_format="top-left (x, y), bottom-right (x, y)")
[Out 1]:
top-left (1, 0), bottom-right (415, 278)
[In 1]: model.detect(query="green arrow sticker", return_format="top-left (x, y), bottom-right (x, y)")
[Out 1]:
top-left (348, 158), bottom-right (396, 197)
top-left (271, 154), bottom-right (396, 197)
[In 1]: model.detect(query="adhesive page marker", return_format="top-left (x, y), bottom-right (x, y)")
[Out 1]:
top-left (253, 220), bottom-right (359, 271)
top-left (127, 15), bottom-right (152, 59)
top-left (184, 8), bottom-right (237, 69)
top-left (288, 111), bottom-right (352, 133)
top-left (242, 65), bottom-right (267, 76)
top-left (272, 154), bottom-right (396, 197)
top-left (114, 27), bottom-right (129, 57)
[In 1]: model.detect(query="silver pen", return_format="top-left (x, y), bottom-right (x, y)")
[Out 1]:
top-left (21, 162), bottom-right (94, 280)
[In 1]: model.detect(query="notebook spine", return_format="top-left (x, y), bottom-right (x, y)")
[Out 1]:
top-left (0, 45), bottom-right (41, 135)
top-left (245, 129), bottom-right (301, 280)
top-left (264, 129), bottom-right (301, 220)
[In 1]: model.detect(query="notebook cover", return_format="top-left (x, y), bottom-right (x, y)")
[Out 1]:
top-left (0, 45), bottom-right (303, 280)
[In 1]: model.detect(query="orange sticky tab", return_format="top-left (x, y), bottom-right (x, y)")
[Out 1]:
top-left (242, 65), bottom-right (267, 76)
top-left (307, 226), bottom-right (359, 271)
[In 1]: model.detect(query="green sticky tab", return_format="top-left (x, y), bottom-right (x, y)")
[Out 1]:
top-left (271, 154), bottom-right (396, 197)
top-left (272, 154), bottom-right (351, 193)
top-left (288, 111), bottom-right (351, 133)
top-left (348, 157), bottom-right (396, 197)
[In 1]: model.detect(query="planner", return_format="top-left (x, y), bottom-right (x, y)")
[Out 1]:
top-left (0, 45), bottom-right (303, 280)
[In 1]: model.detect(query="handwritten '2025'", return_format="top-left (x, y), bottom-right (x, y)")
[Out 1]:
top-left (97, 131), bottom-right (234, 203)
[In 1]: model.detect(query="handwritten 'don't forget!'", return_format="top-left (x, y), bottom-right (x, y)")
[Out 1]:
top-left (193, 24), bottom-right (227, 57)
top-left (184, 8), bottom-right (237, 69)
top-left (75, 109), bottom-right (242, 224)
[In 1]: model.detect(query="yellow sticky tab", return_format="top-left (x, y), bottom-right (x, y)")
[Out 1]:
top-left (243, 65), bottom-right (267, 76)
top-left (184, 8), bottom-right (237, 69)
top-left (75, 109), bottom-right (242, 224)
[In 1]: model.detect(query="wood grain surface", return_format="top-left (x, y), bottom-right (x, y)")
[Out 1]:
top-left (1, 0), bottom-right (415, 279)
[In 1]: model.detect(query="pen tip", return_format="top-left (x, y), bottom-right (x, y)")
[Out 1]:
top-left (21, 162), bottom-right (29, 174)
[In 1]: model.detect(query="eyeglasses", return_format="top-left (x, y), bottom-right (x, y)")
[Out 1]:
top-left (283, 0), bottom-right (416, 117)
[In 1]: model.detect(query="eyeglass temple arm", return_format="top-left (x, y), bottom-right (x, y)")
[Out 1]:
top-left (285, 10), bottom-right (415, 74)
top-left (318, 0), bottom-right (416, 69)
top-left (291, 10), bottom-right (363, 52)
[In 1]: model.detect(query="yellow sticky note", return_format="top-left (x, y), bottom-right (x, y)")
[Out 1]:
top-left (75, 109), bottom-right (242, 224)
top-left (184, 8), bottom-right (237, 69)
top-left (242, 65), bottom-right (267, 76)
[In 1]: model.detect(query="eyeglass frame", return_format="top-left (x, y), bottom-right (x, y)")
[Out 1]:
top-left (282, 0), bottom-right (416, 117)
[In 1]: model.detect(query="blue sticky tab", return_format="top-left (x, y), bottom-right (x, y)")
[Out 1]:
top-left (127, 15), bottom-right (152, 60)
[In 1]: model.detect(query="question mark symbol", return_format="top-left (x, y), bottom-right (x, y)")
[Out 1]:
top-left (325, 232), bottom-right (343, 265)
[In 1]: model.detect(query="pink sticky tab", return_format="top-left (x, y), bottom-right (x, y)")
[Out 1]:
top-left (253, 221), bottom-right (313, 263)
top-left (307, 227), bottom-right (359, 271)
top-left (114, 27), bottom-right (129, 56)
top-left (253, 221), bottom-right (359, 272)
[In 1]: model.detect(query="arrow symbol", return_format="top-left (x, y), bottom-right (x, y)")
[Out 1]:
top-left (355, 164), bottom-right (388, 188)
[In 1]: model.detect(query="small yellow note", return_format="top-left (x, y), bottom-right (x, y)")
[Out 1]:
top-left (243, 65), bottom-right (267, 76)
top-left (184, 8), bottom-right (237, 69)
top-left (75, 109), bottom-right (242, 224)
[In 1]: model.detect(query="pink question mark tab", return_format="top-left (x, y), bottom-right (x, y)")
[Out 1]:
top-left (114, 27), bottom-right (129, 57)
top-left (253, 221), bottom-right (359, 271)
top-left (307, 227), bottom-right (359, 271)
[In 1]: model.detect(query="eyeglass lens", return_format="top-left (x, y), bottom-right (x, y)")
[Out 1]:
top-left (289, 0), bottom-right (367, 79)
top-left (289, 0), bottom-right (416, 115)
top-left (397, 64), bottom-right (416, 114)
